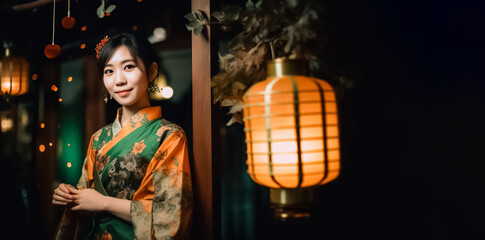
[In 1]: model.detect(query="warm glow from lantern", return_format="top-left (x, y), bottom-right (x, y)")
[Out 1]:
top-left (40, 123), bottom-right (45, 128)
top-left (1, 54), bottom-right (29, 96)
top-left (32, 73), bottom-right (37, 80)
top-left (1, 118), bottom-right (13, 132)
top-left (39, 145), bottom-right (45, 152)
top-left (243, 69), bottom-right (340, 189)
top-left (68, 77), bottom-right (73, 82)
top-left (51, 85), bottom-right (58, 92)
top-left (81, 26), bottom-right (87, 31)
top-left (80, 44), bottom-right (86, 49)
top-left (59, 98), bottom-right (63, 102)
top-left (49, 142), bottom-right (53, 146)
top-left (67, 162), bottom-right (72, 168)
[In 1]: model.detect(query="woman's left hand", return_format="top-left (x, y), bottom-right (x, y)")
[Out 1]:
top-left (69, 188), bottom-right (107, 212)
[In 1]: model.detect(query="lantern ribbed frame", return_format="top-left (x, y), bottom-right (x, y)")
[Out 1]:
top-left (243, 61), bottom-right (340, 189)
top-left (0, 55), bottom-right (29, 96)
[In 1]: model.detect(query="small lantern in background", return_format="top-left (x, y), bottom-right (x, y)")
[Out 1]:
top-left (61, 0), bottom-right (75, 29)
top-left (0, 111), bottom-right (14, 133)
top-left (44, 44), bottom-right (61, 59)
top-left (1, 47), bottom-right (29, 96)
top-left (61, 16), bottom-right (76, 29)
top-left (45, 0), bottom-right (61, 59)
top-left (242, 58), bottom-right (340, 220)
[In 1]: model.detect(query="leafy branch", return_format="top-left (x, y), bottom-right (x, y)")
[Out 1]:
top-left (185, 0), bottom-right (325, 125)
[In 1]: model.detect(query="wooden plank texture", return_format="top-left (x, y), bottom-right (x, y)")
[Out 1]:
top-left (191, 0), bottom-right (220, 239)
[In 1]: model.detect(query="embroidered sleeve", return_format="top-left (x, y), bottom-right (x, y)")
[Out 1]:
top-left (76, 131), bottom-right (97, 189)
top-left (130, 129), bottom-right (193, 240)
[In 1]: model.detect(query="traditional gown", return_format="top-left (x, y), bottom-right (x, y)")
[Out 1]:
top-left (55, 106), bottom-right (193, 240)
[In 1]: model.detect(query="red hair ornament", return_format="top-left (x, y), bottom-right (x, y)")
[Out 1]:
top-left (95, 36), bottom-right (109, 58)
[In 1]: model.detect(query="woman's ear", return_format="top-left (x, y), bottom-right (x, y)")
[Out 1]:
top-left (149, 62), bottom-right (158, 82)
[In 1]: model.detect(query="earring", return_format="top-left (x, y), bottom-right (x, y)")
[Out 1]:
top-left (148, 82), bottom-right (161, 93)
top-left (104, 93), bottom-right (111, 103)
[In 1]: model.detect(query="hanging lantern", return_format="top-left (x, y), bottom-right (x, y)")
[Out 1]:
top-left (242, 58), bottom-right (340, 220)
top-left (0, 111), bottom-right (14, 133)
top-left (44, 44), bottom-right (61, 59)
top-left (61, 0), bottom-right (75, 29)
top-left (0, 48), bottom-right (29, 96)
top-left (45, 0), bottom-right (61, 59)
top-left (62, 16), bottom-right (76, 29)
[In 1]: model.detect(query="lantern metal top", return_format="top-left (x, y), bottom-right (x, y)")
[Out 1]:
top-left (266, 58), bottom-right (308, 77)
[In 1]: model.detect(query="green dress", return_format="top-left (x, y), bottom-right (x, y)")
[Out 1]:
top-left (55, 106), bottom-right (193, 240)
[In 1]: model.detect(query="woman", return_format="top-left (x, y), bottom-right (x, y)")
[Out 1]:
top-left (52, 32), bottom-right (192, 240)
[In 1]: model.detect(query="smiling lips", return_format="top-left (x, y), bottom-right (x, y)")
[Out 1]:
top-left (116, 89), bottom-right (132, 96)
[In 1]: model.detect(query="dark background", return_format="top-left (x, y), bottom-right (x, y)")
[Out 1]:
top-left (1, 0), bottom-right (485, 239)
top-left (317, 0), bottom-right (485, 239)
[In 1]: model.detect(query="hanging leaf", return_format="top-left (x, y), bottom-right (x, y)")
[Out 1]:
top-left (231, 81), bottom-right (246, 96)
top-left (184, 12), bottom-right (196, 21)
top-left (287, 0), bottom-right (298, 7)
top-left (184, 10), bottom-right (209, 36)
top-left (194, 26), bottom-right (203, 36)
top-left (221, 98), bottom-right (237, 107)
top-left (97, 5), bottom-right (105, 18)
top-left (105, 5), bottom-right (116, 13)
top-left (212, 11), bottom-right (224, 22)
top-left (226, 112), bottom-right (243, 126)
top-left (228, 100), bottom-right (244, 114)
top-left (194, 10), bottom-right (207, 22)
top-left (246, 0), bottom-right (255, 10)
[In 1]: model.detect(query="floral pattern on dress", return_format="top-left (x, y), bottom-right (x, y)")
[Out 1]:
top-left (133, 139), bottom-right (146, 155)
top-left (96, 230), bottom-right (113, 240)
top-left (129, 113), bottom-right (149, 128)
top-left (96, 155), bottom-right (111, 173)
top-left (104, 151), bottom-right (148, 200)
top-left (156, 119), bottom-right (184, 142)
top-left (93, 129), bottom-right (102, 142)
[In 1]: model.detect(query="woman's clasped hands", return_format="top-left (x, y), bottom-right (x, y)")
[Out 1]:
top-left (52, 183), bottom-right (107, 211)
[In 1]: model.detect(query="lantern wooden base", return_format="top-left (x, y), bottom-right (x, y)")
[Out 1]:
top-left (270, 188), bottom-right (314, 220)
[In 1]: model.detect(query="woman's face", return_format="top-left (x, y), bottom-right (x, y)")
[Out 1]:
top-left (103, 45), bottom-right (150, 109)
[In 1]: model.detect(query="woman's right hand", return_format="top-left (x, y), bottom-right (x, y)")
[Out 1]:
top-left (52, 183), bottom-right (75, 205)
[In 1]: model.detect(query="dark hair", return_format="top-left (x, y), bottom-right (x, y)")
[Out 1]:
top-left (97, 32), bottom-right (159, 80)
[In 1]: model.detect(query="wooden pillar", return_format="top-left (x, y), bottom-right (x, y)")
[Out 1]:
top-left (191, 0), bottom-right (221, 239)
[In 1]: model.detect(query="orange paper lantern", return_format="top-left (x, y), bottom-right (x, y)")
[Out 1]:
top-left (44, 44), bottom-right (61, 59)
top-left (61, 16), bottom-right (76, 29)
top-left (1, 49), bottom-right (29, 96)
top-left (242, 58), bottom-right (340, 219)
